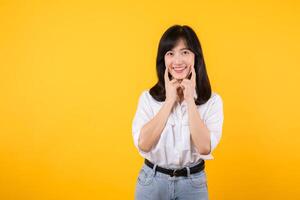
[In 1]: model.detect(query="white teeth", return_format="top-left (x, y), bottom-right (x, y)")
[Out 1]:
top-left (173, 67), bottom-right (187, 73)
top-left (173, 67), bottom-right (187, 70)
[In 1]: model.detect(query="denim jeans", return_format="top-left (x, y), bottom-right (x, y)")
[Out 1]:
top-left (134, 163), bottom-right (209, 200)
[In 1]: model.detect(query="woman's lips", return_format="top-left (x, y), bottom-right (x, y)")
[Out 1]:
top-left (173, 66), bottom-right (187, 73)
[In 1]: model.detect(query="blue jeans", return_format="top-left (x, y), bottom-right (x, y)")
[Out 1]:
top-left (135, 163), bottom-right (209, 200)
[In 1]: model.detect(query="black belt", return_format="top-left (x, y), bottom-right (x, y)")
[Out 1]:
top-left (144, 159), bottom-right (205, 177)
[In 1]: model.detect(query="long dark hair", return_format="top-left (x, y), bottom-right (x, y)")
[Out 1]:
top-left (149, 25), bottom-right (212, 105)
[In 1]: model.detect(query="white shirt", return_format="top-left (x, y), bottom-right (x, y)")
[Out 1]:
top-left (132, 89), bottom-right (224, 169)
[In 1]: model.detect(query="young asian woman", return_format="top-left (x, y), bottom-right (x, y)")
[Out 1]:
top-left (132, 24), bottom-right (224, 200)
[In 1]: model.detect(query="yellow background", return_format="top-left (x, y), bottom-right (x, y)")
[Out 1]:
top-left (1, 0), bottom-right (299, 199)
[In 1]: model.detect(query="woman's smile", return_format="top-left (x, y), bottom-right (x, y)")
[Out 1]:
top-left (172, 66), bottom-right (188, 74)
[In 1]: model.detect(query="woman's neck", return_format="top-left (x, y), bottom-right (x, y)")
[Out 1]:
top-left (177, 87), bottom-right (184, 104)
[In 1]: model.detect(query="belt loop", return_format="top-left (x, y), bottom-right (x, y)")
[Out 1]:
top-left (185, 166), bottom-right (191, 177)
top-left (152, 164), bottom-right (158, 176)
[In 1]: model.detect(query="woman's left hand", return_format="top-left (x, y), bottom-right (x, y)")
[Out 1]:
top-left (180, 65), bottom-right (196, 103)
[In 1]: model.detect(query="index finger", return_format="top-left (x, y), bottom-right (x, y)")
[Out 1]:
top-left (191, 65), bottom-right (196, 85)
top-left (164, 67), bottom-right (170, 82)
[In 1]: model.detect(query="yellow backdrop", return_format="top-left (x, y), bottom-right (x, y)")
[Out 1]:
top-left (1, 0), bottom-right (299, 199)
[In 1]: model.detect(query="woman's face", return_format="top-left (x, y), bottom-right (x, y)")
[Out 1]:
top-left (164, 39), bottom-right (195, 80)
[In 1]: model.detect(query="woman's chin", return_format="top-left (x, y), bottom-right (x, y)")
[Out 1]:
top-left (172, 74), bottom-right (187, 80)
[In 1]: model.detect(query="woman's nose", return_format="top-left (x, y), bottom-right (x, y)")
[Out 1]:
top-left (173, 54), bottom-right (183, 64)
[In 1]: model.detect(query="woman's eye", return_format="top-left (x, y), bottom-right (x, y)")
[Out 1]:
top-left (166, 52), bottom-right (173, 56)
top-left (183, 51), bottom-right (189, 55)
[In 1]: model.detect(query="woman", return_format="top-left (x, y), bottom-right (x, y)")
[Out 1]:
top-left (132, 25), bottom-right (224, 200)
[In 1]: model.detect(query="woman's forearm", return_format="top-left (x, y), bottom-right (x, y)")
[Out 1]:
top-left (138, 100), bottom-right (174, 152)
top-left (187, 99), bottom-right (211, 155)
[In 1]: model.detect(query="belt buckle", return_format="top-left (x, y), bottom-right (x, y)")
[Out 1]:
top-left (172, 169), bottom-right (179, 177)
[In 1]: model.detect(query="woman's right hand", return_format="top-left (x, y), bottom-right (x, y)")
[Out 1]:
top-left (164, 67), bottom-right (180, 104)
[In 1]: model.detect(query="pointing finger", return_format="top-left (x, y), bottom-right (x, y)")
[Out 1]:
top-left (164, 67), bottom-right (170, 83)
top-left (191, 65), bottom-right (196, 85)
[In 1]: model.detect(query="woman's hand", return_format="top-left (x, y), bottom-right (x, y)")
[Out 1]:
top-left (180, 65), bottom-right (196, 103)
top-left (164, 67), bottom-right (181, 104)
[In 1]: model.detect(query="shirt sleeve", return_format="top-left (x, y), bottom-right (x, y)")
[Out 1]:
top-left (132, 91), bottom-right (154, 159)
top-left (205, 94), bottom-right (224, 155)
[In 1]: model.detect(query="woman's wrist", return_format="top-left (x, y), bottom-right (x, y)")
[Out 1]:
top-left (164, 99), bottom-right (175, 111)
